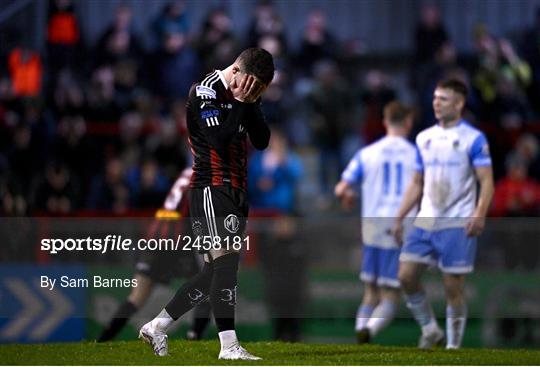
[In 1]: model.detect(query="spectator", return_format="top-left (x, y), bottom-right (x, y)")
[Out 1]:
top-left (194, 9), bottom-right (239, 73)
top-left (258, 35), bottom-right (290, 131)
top-left (492, 74), bottom-right (529, 130)
top-left (307, 60), bottom-right (351, 202)
top-left (248, 129), bottom-right (306, 342)
top-left (510, 134), bottom-right (540, 181)
top-left (152, 1), bottom-right (190, 46)
top-left (152, 31), bottom-right (200, 107)
top-left (521, 7), bottom-right (540, 117)
top-left (0, 176), bottom-right (28, 216)
top-left (146, 117), bottom-right (188, 181)
top-left (50, 69), bottom-right (85, 118)
top-left (32, 161), bottom-right (77, 214)
top-left (296, 9), bottom-right (338, 76)
top-left (94, 4), bottom-right (144, 114)
top-left (6, 123), bottom-right (40, 196)
top-left (415, 42), bottom-right (465, 129)
top-left (95, 4), bottom-right (144, 67)
top-left (361, 69), bottom-right (397, 144)
top-left (115, 111), bottom-right (145, 171)
top-left (46, 0), bottom-right (83, 77)
top-left (246, 0), bottom-right (287, 52)
top-left (248, 129), bottom-right (303, 212)
top-left (53, 114), bottom-right (97, 199)
top-left (410, 2), bottom-right (449, 90)
top-left (7, 47), bottom-right (42, 98)
top-left (126, 157), bottom-right (169, 208)
top-left (472, 26), bottom-right (531, 122)
top-left (86, 66), bottom-right (121, 122)
top-left (490, 155), bottom-right (540, 271)
top-left (413, 3), bottom-right (449, 65)
top-left (87, 156), bottom-right (130, 212)
top-left (491, 155), bottom-right (540, 217)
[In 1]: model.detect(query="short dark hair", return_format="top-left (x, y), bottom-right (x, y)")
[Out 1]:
top-left (437, 78), bottom-right (468, 99)
top-left (384, 101), bottom-right (413, 126)
top-left (237, 48), bottom-right (275, 85)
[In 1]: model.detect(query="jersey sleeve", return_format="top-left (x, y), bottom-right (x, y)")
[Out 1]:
top-left (244, 100), bottom-right (270, 150)
top-left (341, 150), bottom-right (363, 184)
top-left (469, 133), bottom-right (492, 167)
top-left (414, 146), bottom-right (424, 172)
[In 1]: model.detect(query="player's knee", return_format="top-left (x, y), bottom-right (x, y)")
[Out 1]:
top-left (397, 268), bottom-right (416, 292)
top-left (212, 252), bottom-right (239, 276)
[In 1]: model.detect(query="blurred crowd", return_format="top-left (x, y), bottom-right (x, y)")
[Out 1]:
top-left (1, 0), bottom-right (540, 217)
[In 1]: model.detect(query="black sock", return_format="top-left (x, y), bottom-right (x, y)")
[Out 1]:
top-left (97, 300), bottom-right (138, 342)
top-left (189, 300), bottom-right (212, 339)
top-left (210, 253), bottom-right (240, 332)
top-left (165, 262), bottom-right (213, 320)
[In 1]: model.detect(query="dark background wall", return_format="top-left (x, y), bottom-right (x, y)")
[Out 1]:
top-left (2, 0), bottom-right (540, 53)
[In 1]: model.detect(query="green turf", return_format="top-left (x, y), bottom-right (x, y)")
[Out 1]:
top-left (1, 340), bottom-right (539, 365)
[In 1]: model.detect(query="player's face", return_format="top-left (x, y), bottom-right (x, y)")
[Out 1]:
top-left (231, 66), bottom-right (268, 102)
top-left (433, 87), bottom-right (463, 123)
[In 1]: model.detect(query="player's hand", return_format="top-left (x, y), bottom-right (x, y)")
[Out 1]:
top-left (231, 73), bottom-right (265, 103)
top-left (230, 73), bottom-right (246, 101)
top-left (465, 216), bottom-right (486, 237)
top-left (243, 75), bottom-right (266, 103)
top-left (334, 181), bottom-right (357, 210)
top-left (340, 190), bottom-right (357, 210)
top-left (391, 220), bottom-right (404, 246)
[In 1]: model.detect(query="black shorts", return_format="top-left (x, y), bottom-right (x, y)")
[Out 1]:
top-left (135, 218), bottom-right (201, 283)
top-left (188, 186), bottom-right (248, 253)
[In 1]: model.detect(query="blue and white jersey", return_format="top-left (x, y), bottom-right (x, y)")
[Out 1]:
top-left (415, 120), bottom-right (492, 230)
top-left (342, 136), bottom-right (417, 248)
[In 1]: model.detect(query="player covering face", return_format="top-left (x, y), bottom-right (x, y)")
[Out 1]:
top-left (139, 48), bottom-right (274, 360)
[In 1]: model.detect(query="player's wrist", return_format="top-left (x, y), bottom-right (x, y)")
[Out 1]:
top-left (473, 205), bottom-right (488, 218)
top-left (233, 98), bottom-right (255, 106)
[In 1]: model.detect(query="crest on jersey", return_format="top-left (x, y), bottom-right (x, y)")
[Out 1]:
top-left (424, 139), bottom-right (431, 150)
top-left (196, 85), bottom-right (217, 99)
top-left (224, 214), bottom-right (240, 233)
top-left (453, 139), bottom-right (460, 149)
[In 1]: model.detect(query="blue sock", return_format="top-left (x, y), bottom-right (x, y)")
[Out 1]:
top-left (404, 291), bottom-right (438, 333)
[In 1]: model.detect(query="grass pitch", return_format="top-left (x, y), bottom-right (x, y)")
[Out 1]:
top-left (1, 340), bottom-right (539, 365)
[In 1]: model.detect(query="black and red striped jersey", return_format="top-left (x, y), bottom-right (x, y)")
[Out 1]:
top-left (154, 167), bottom-right (192, 219)
top-left (147, 168), bottom-right (192, 239)
top-left (186, 70), bottom-right (270, 191)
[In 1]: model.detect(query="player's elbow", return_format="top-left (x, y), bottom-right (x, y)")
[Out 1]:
top-left (251, 139), bottom-right (269, 150)
top-left (249, 124), bottom-right (270, 150)
top-left (250, 132), bottom-right (270, 150)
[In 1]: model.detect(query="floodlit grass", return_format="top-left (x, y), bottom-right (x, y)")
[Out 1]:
top-left (1, 340), bottom-right (539, 365)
